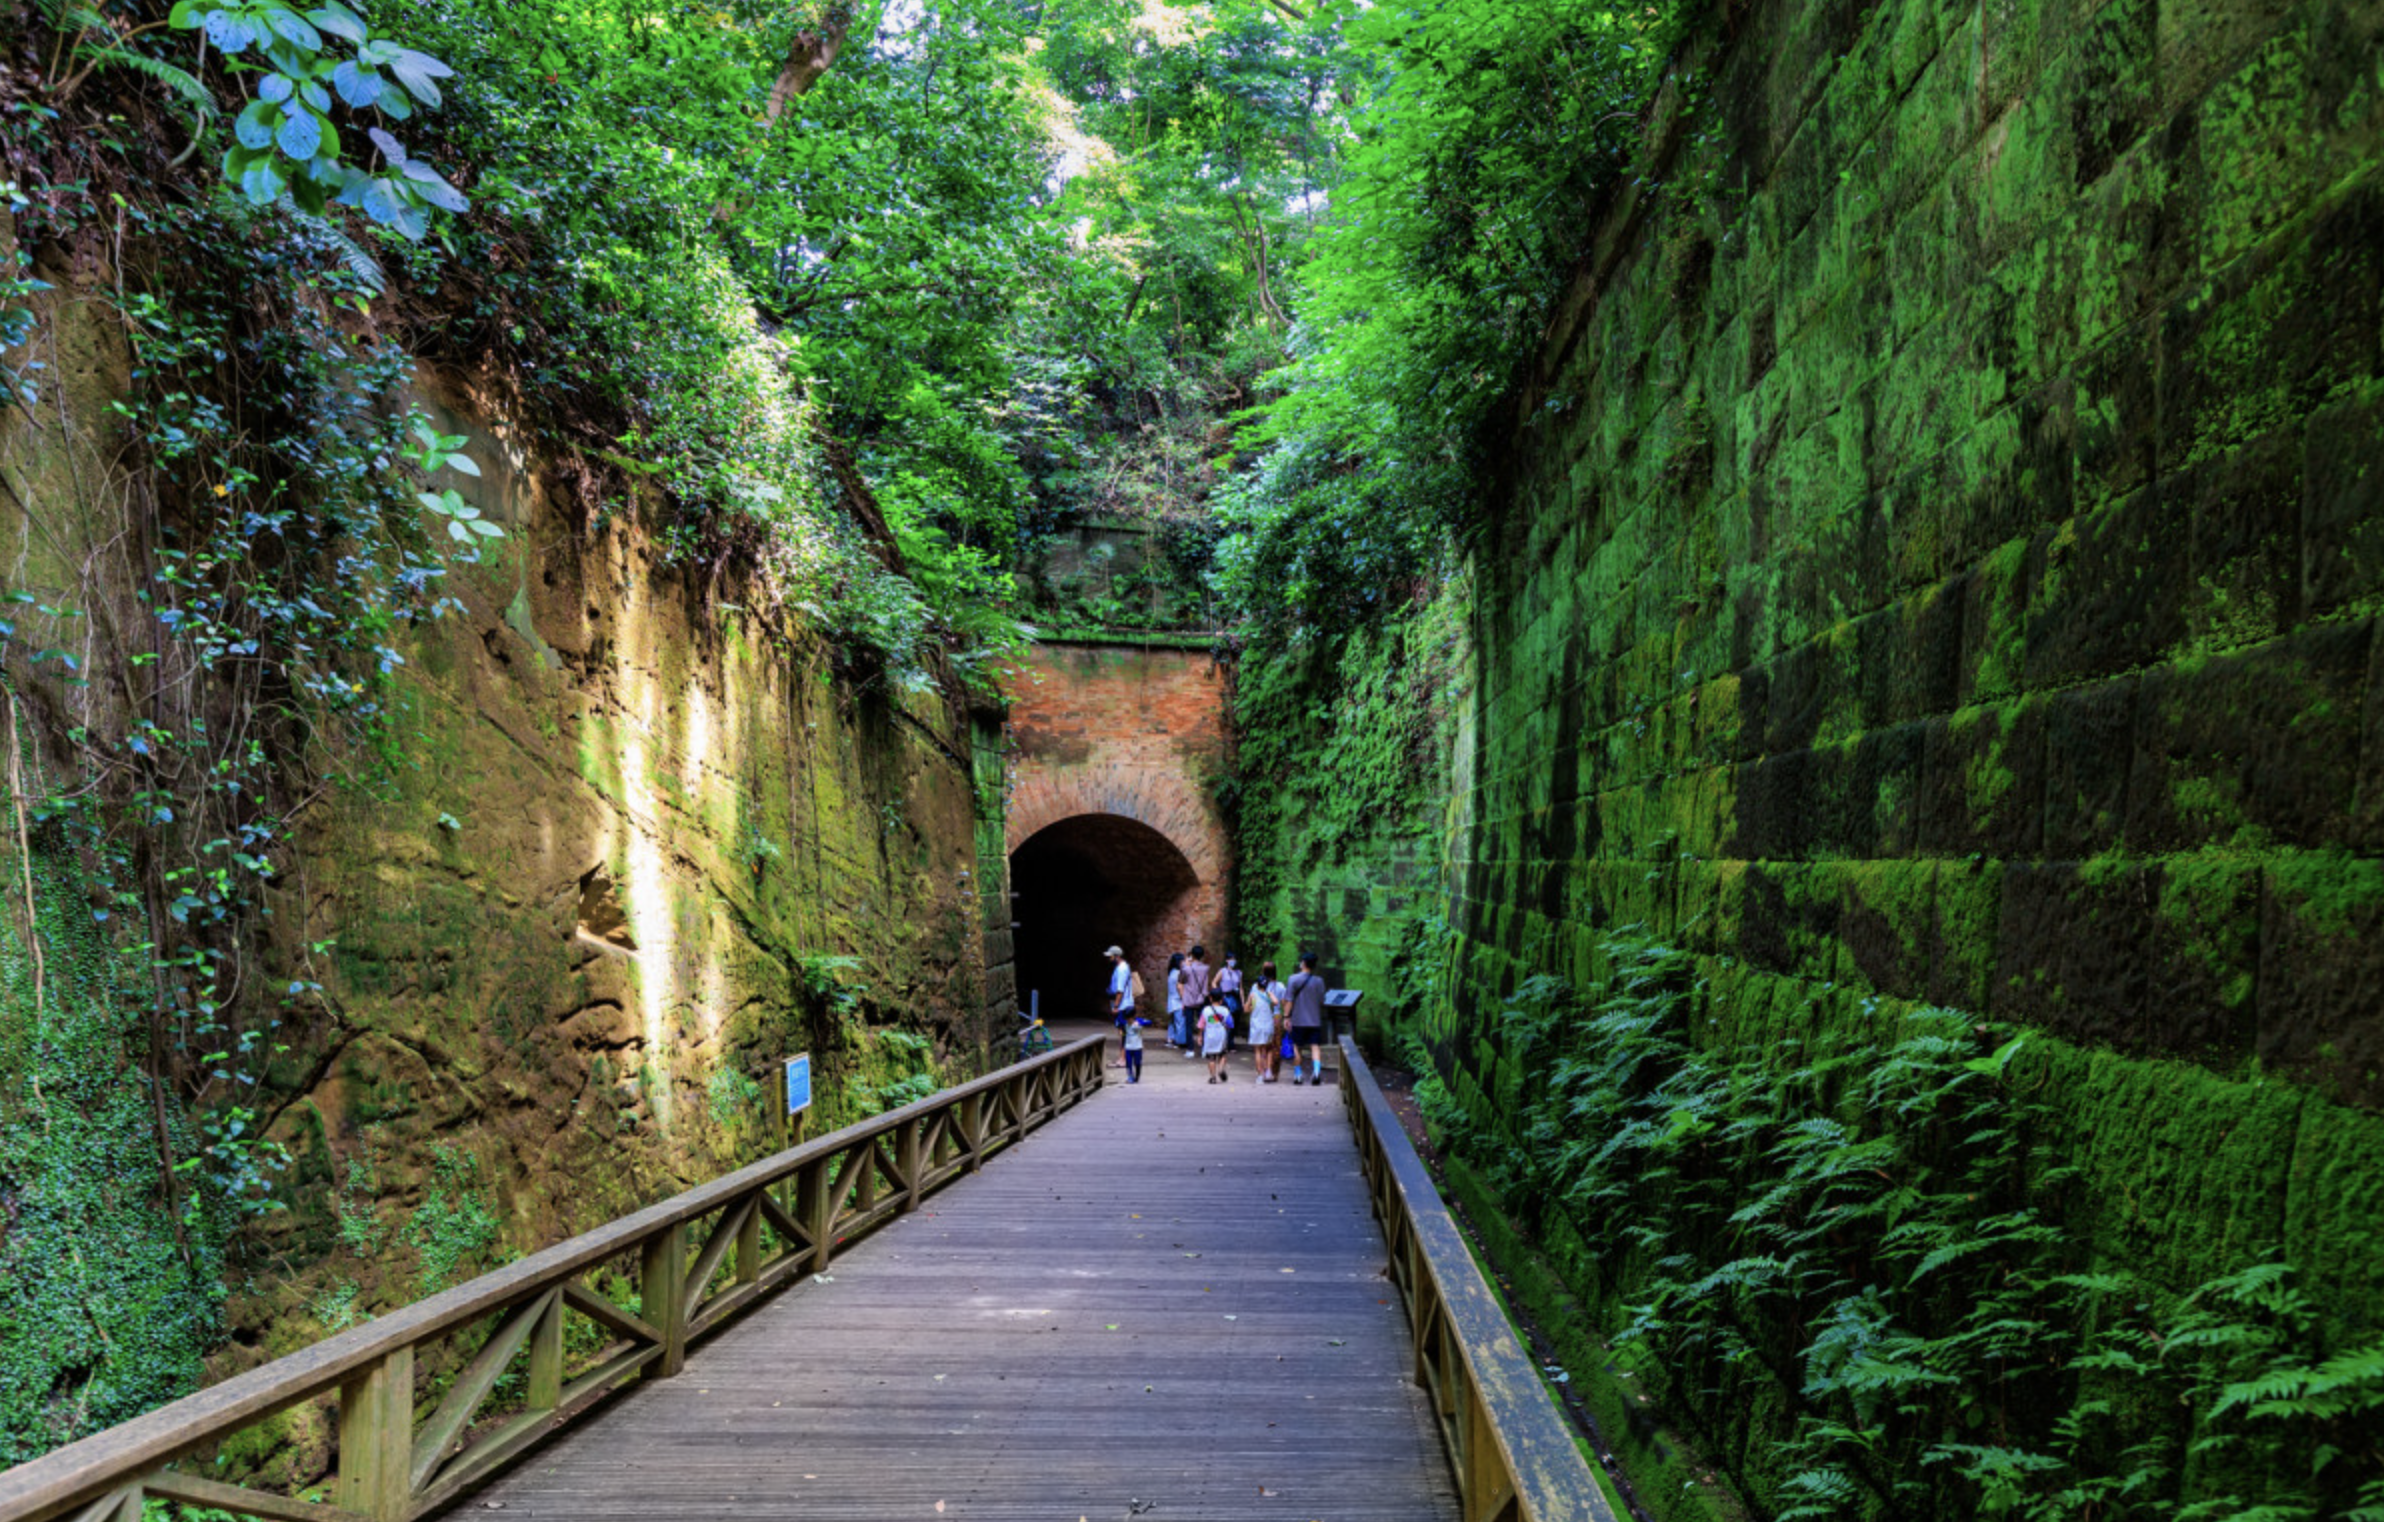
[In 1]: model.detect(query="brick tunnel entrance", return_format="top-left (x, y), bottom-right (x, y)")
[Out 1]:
top-left (1010, 814), bottom-right (1201, 1023)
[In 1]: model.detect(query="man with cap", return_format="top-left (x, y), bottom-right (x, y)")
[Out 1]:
top-left (1105, 944), bottom-right (1135, 1068)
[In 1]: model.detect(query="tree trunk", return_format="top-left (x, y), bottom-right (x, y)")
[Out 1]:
top-left (760, 5), bottom-right (856, 133)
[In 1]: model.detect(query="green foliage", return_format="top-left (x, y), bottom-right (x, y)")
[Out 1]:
top-left (392, 0), bottom-right (1090, 686)
top-left (0, 177), bottom-right (51, 410)
top-left (1233, 573), bottom-right (1466, 940)
top-left (333, 1142), bottom-right (385, 1256)
top-left (705, 1066), bottom-right (765, 1129)
top-left (1216, 0), bottom-right (1688, 633)
top-left (796, 952), bottom-right (864, 1016)
top-left (1411, 932), bottom-right (2384, 1519)
top-left (0, 189), bottom-right (501, 1236)
top-left (164, 0), bottom-right (468, 234)
top-left (0, 732), bottom-right (226, 1468)
top-left (402, 1143), bottom-right (501, 1296)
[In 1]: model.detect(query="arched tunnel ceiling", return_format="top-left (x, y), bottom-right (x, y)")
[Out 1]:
top-left (1010, 812), bottom-right (1204, 1023)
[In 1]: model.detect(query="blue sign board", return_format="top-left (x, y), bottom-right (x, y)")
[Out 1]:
top-left (785, 1053), bottom-right (812, 1115)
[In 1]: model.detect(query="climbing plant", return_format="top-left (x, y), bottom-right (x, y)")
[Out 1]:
top-left (0, 719), bottom-right (225, 1468)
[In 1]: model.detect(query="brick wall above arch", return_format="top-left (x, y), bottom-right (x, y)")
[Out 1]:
top-left (1002, 642), bottom-right (1235, 1013)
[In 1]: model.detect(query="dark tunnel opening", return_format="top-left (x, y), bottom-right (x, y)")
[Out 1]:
top-left (1010, 814), bottom-right (1201, 1024)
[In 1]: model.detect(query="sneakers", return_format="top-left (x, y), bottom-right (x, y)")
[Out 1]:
top-left (1291, 1072), bottom-right (1306, 1085)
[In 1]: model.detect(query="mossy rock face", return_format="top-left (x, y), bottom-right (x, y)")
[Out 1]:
top-left (0, 756), bottom-right (226, 1468)
top-left (0, 351), bottom-right (1006, 1479)
top-left (1232, 0), bottom-right (2384, 1511)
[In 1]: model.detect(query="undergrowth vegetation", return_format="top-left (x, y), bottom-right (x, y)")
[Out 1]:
top-left (1408, 936), bottom-right (2384, 1520)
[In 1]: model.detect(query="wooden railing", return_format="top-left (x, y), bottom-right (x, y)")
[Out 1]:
top-left (0, 1036), bottom-right (1106, 1522)
top-left (1339, 1036), bottom-right (1619, 1522)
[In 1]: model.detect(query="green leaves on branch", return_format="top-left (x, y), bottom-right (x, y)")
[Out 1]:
top-left (406, 419), bottom-right (501, 551)
top-left (170, 0), bottom-right (466, 237)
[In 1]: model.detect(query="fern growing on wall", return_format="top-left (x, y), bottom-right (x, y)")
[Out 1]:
top-left (1410, 932), bottom-right (2384, 1520)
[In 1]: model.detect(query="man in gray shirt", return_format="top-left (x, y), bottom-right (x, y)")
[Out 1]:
top-left (1286, 952), bottom-right (1328, 1086)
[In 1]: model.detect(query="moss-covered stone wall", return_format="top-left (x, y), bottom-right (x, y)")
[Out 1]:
top-left (1238, 0), bottom-right (2384, 1513)
top-left (0, 260), bottom-right (1004, 1464)
top-left (227, 380), bottom-right (1005, 1373)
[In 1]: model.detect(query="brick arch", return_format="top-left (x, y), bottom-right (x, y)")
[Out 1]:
top-left (1001, 643), bottom-right (1234, 1020)
top-left (1004, 771), bottom-right (1227, 884)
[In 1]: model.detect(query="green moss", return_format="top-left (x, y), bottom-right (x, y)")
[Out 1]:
top-left (0, 742), bottom-right (226, 1466)
top-left (2263, 847), bottom-right (2384, 938)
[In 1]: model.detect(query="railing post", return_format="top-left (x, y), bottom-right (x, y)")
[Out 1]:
top-left (528, 1291), bottom-right (563, 1412)
top-left (799, 1155), bottom-right (835, 1273)
top-left (960, 1093), bottom-right (985, 1172)
top-left (336, 1344), bottom-right (414, 1521)
top-left (1462, 1379), bottom-right (1517, 1522)
top-left (640, 1222), bottom-right (688, 1380)
top-left (737, 1188), bottom-right (763, 1286)
top-left (899, 1116), bottom-right (924, 1212)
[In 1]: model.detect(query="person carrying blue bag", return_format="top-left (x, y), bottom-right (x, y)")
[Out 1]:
top-left (1285, 953), bottom-right (1329, 1086)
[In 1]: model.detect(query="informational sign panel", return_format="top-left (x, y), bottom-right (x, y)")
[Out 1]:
top-left (1323, 988), bottom-right (1364, 1039)
top-left (785, 1052), bottom-right (812, 1115)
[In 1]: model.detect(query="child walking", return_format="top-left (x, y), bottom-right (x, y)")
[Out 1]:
top-left (1247, 961), bottom-right (1282, 1083)
top-left (1122, 1015), bottom-right (1146, 1083)
top-left (1199, 990), bottom-right (1234, 1083)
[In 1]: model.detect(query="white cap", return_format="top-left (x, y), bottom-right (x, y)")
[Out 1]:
top-left (1104, 945), bottom-right (1124, 957)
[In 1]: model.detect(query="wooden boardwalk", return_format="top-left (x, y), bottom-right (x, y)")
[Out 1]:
top-left (445, 1023), bottom-right (1461, 1522)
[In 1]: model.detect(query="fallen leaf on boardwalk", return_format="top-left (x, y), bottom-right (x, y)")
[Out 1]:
top-left (1259, 1486), bottom-right (1277, 1496)
top-left (1279, 1267), bottom-right (1295, 1273)
top-left (935, 1503), bottom-right (945, 1514)
top-left (1106, 1324), bottom-right (1119, 1330)
top-left (1327, 1339), bottom-right (1347, 1346)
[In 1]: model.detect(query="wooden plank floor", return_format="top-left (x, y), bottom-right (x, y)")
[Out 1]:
top-left (446, 1022), bottom-right (1460, 1522)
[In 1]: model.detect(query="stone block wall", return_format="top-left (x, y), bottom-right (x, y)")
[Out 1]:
top-left (1237, 0), bottom-right (2384, 1513)
top-left (1465, 0), bottom-right (2384, 1104)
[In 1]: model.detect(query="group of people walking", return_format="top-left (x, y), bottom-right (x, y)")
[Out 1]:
top-left (1102, 943), bottom-right (1332, 1086)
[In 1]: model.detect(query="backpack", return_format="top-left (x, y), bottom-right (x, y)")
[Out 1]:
top-left (1129, 967), bottom-right (1146, 999)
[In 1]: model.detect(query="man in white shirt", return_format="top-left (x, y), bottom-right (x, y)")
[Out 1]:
top-left (1106, 945), bottom-right (1134, 1068)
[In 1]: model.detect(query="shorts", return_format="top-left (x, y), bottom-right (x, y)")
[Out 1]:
top-left (1290, 1024), bottom-right (1324, 1047)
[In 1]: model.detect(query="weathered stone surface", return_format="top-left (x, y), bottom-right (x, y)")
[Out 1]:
top-left (1234, 0), bottom-right (2384, 1513)
top-left (0, 347), bottom-right (1007, 1413)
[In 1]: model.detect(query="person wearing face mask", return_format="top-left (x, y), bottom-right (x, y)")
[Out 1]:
top-left (1216, 954), bottom-right (1243, 1054)
top-left (1179, 945), bottom-right (1211, 1057)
